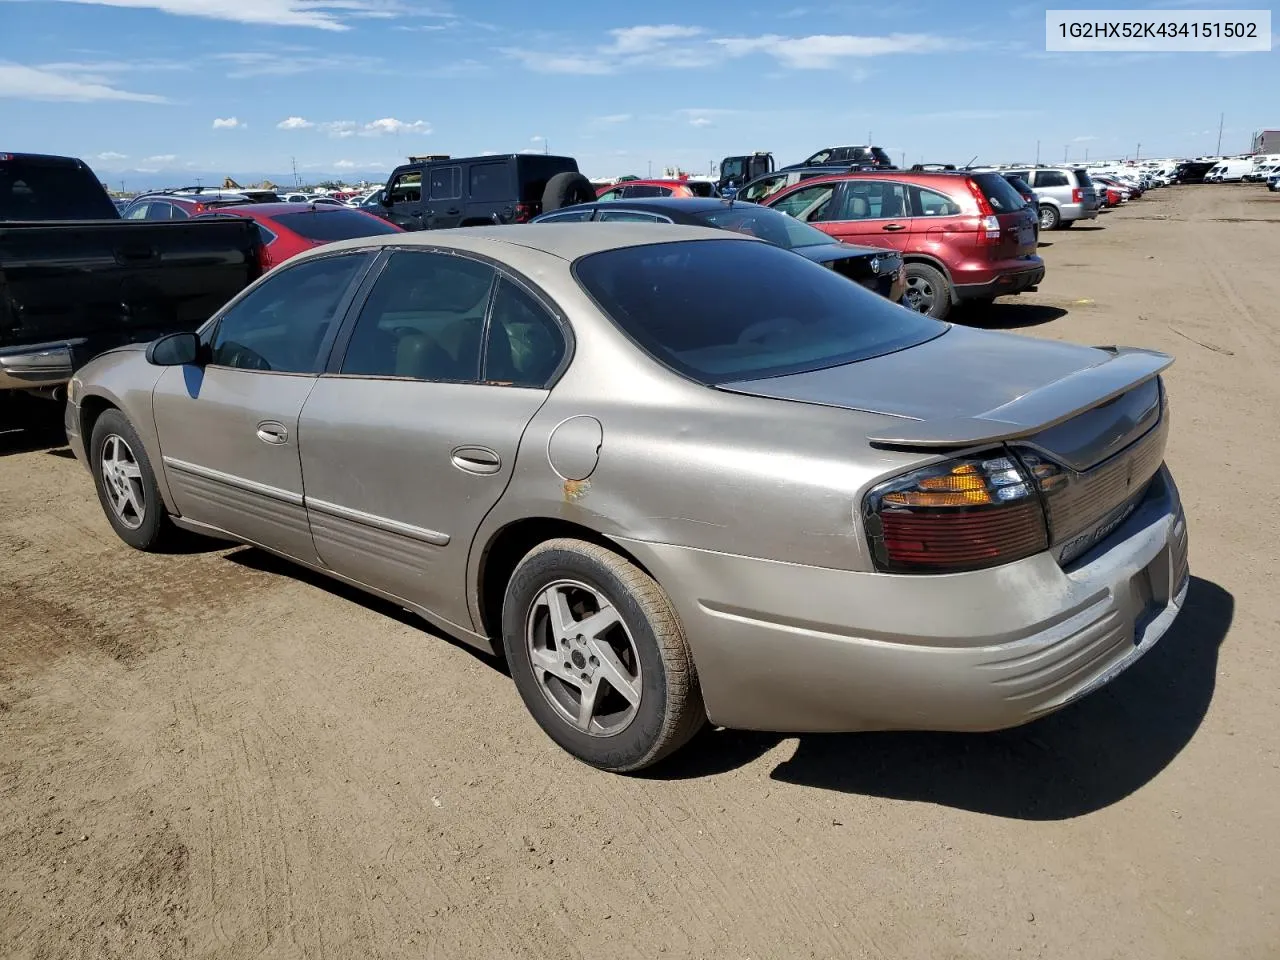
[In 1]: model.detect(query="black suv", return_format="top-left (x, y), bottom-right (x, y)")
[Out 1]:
top-left (377, 154), bottom-right (594, 231)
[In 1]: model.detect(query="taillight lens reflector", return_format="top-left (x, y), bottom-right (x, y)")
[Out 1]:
top-left (1072, 188), bottom-right (1083, 203)
top-left (865, 454), bottom-right (1049, 573)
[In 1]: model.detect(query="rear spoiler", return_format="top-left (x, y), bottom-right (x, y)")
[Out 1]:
top-left (867, 347), bottom-right (1173, 450)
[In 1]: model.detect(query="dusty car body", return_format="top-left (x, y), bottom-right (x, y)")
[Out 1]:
top-left (66, 224), bottom-right (1189, 771)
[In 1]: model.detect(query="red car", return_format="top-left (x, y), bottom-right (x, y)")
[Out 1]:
top-left (761, 170), bottom-right (1043, 319)
top-left (595, 179), bottom-right (718, 200)
top-left (194, 202), bottom-right (403, 271)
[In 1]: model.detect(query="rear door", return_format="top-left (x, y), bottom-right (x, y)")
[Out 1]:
top-left (298, 250), bottom-right (568, 629)
top-left (424, 164), bottom-right (463, 228)
top-left (464, 159), bottom-right (514, 224)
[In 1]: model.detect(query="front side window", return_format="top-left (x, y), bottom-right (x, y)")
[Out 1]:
top-left (210, 254), bottom-right (369, 373)
top-left (769, 183), bottom-right (835, 221)
top-left (339, 250), bottom-right (494, 381)
top-left (536, 209), bottom-right (595, 222)
top-left (574, 239), bottom-right (943, 385)
top-left (387, 170), bottom-right (422, 204)
top-left (596, 187), bottom-right (623, 202)
top-left (124, 202), bottom-right (150, 220)
top-left (483, 278), bottom-right (566, 387)
top-left (738, 174), bottom-right (788, 203)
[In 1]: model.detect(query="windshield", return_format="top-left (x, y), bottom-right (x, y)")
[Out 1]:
top-left (574, 239), bottom-right (942, 385)
top-left (274, 209), bottom-right (401, 241)
top-left (0, 157), bottom-right (118, 220)
top-left (720, 158), bottom-right (746, 180)
top-left (692, 204), bottom-right (834, 249)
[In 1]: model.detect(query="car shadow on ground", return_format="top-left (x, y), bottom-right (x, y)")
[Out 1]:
top-left (958, 303), bottom-right (1068, 330)
top-left (653, 576), bottom-right (1231, 821)
top-left (0, 400), bottom-right (67, 457)
top-left (223, 546), bottom-right (510, 673)
top-left (1065, 225), bottom-right (1106, 231)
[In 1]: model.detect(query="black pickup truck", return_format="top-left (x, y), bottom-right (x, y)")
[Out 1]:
top-left (0, 152), bottom-right (261, 399)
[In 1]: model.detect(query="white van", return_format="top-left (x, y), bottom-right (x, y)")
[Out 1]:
top-left (1206, 159), bottom-right (1253, 182)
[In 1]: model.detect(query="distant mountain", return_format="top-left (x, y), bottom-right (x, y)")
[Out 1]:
top-left (94, 167), bottom-right (389, 194)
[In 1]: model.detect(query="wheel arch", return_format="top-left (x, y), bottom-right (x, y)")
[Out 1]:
top-left (901, 253), bottom-right (955, 296)
top-left (472, 516), bottom-right (658, 643)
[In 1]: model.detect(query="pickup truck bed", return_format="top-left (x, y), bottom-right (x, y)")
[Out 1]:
top-left (0, 218), bottom-right (261, 392)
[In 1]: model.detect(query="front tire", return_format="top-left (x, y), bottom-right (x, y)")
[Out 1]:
top-left (502, 539), bottom-right (705, 772)
top-left (89, 409), bottom-right (173, 551)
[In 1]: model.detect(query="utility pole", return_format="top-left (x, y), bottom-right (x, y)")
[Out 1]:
top-left (291, 156), bottom-right (299, 187)
top-left (1064, 144), bottom-right (1068, 162)
top-left (1135, 142), bottom-right (1141, 160)
top-left (1085, 147), bottom-right (1089, 162)
top-left (647, 159), bottom-right (652, 178)
top-left (1035, 140), bottom-right (1040, 164)
top-left (1216, 113), bottom-right (1224, 154)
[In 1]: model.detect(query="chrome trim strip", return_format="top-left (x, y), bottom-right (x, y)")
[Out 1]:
top-left (161, 456), bottom-right (304, 506)
top-left (305, 496), bottom-right (450, 546)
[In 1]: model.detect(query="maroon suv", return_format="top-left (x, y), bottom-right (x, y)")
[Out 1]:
top-left (761, 170), bottom-right (1043, 319)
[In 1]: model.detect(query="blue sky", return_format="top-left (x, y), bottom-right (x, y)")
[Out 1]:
top-left (0, 0), bottom-right (1276, 187)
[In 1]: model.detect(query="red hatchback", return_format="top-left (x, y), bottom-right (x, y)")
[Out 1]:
top-left (761, 170), bottom-right (1043, 319)
top-left (194, 202), bottom-right (403, 271)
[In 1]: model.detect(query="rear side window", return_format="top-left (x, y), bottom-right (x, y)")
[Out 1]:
top-left (468, 162), bottom-right (512, 203)
top-left (972, 173), bottom-right (1029, 212)
top-left (0, 158), bottom-right (118, 220)
top-left (484, 278), bottom-right (566, 387)
top-left (622, 185), bottom-right (671, 198)
top-left (834, 181), bottom-right (909, 219)
top-left (685, 181), bottom-right (717, 197)
top-left (574, 239), bottom-right (943, 385)
top-left (429, 166), bottom-right (461, 200)
top-left (1035, 170), bottom-right (1070, 188)
top-left (339, 250), bottom-right (494, 381)
top-left (273, 209), bottom-right (401, 241)
top-left (910, 186), bottom-right (961, 217)
top-left (597, 210), bottom-right (670, 223)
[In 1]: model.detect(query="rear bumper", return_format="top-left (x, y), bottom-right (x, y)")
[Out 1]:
top-left (618, 466), bottom-right (1188, 734)
top-left (953, 261), bottom-right (1045, 301)
top-left (0, 339), bottom-right (79, 391)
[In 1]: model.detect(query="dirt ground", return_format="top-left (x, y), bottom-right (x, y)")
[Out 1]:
top-left (2, 185), bottom-right (1278, 960)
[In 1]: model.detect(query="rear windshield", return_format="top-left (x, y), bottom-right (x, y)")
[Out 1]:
top-left (685, 181), bottom-right (717, 197)
top-left (0, 157), bottom-right (118, 220)
top-left (691, 204), bottom-right (834, 249)
top-left (869, 147), bottom-right (894, 166)
top-left (273, 209), bottom-right (401, 241)
top-left (574, 239), bottom-right (942, 384)
top-left (973, 172), bottom-right (1029, 212)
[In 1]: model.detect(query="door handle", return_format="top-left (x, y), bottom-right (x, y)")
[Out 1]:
top-left (256, 421), bottom-right (289, 444)
top-left (881, 223), bottom-right (907, 232)
top-left (450, 445), bottom-right (501, 475)
top-left (445, 208), bottom-right (461, 215)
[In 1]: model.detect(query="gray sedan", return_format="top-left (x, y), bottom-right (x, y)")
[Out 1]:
top-left (65, 224), bottom-right (1189, 772)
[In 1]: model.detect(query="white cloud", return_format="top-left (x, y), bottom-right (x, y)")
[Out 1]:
top-left (592, 113), bottom-right (632, 124)
top-left (334, 159), bottom-right (357, 169)
top-left (689, 117), bottom-right (713, 127)
top-left (604, 24), bottom-right (703, 53)
top-left (215, 51), bottom-right (383, 78)
top-left (212, 116), bottom-right (243, 129)
top-left (714, 32), bottom-right (964, 68)
top-left (502, 50), bottom-right (614, 74)
top-left (1073, 134), bottom-right (1099, 142)
top-left (361, 117), bottom-right (430, 136)
top-left (320, 120), bottom-right (358, 138)
top-left (0, 0), bottom-right (408, 31)
top-left (277, 116), bottom-right (315, 130)
top-left (518, 148), bottom-right (543, 154)
top-left (0, 62), bottom-right (167, 102)
top-left (96, 151), bottom-right (128, 160)
top-left (144, 154), bottom-right (177, 163)
top-left (530, 135), bottom-right (545, 143)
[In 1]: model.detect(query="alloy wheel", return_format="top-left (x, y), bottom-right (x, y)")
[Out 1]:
top-left (525, 579), bottom-right (642, 737)
top-left (99, 434), bottom-right (146, 530)
top-left (903, 275), bottom-right (935, 313)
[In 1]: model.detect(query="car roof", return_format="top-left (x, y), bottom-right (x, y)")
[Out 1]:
top-left (557, 197), bottom-right (727, 214)
top-left (604, 179), bottom-right (703, 188)
top-left (197, 202), bottom-right (358, 217)
top-left (311, 222), bottom-right (744, 263)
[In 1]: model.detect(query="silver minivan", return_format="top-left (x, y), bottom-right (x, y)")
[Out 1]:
top-left (1001, 167), bottom-right (1100, 230)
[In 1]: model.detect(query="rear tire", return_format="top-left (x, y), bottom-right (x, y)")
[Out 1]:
top-left (1038, 204), bottom-right (1060, 230)
top-left (902, 263), bottom-right (952, 320)
top-left (541, 172), bottom-right (596, 213)
top-left (89, 409), bottom-right (173, 551)
top-left (502, 538), bottom-right (705, 772)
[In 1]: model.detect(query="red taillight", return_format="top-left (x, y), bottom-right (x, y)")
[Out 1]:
top-left (513, 202), bottom-right (536, 223)
top-left (194, 202), bottom-right (206, 213)
top-left (864, 454), bottom-right (1049, 573)
top-left (258, 243), bottom-right (273, 272)
top-left (963, 177), bottom-right (994, 216)
top-left (1072, 188), bottom-right (1083, 204)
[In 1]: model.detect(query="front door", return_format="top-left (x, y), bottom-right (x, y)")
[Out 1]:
top-left (298, 251), bottom-right (568, 629)
top-left (384, 166), bottom-right (425, 230)
top-left (152, 252), bottom-right (373, 561)
top-left (424, 164), bottom-right (463, 229)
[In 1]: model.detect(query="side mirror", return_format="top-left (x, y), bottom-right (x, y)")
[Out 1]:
top-left (380, 194), bottom-right (393, 207)
top-left (146, 331), bottom-right (202, 367)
